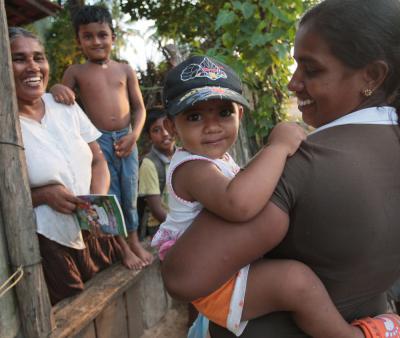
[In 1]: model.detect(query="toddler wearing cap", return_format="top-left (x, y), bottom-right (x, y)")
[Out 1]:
top-left (152, 56), bottom-right (368, 338)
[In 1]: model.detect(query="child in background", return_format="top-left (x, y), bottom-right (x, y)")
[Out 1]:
top-left (153, 56), bottom-right (389, 337)
top-left (138, 107), bottom-right (175, 238)
top-left (51, 5), bottom-right (152, 270)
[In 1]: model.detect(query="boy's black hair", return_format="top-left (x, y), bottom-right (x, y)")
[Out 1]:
top-left (144, 107), bottom-right (168, 134)
top-left (72, 5), bottom-right (114, 37)
top-left (300, 0), bottom-right (400, 111)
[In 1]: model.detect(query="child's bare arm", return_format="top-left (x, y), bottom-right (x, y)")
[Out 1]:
top-left (267, 122), bottom-right (307, 156)
top-left (50, 84), bottom-right (76, 105)
top-left (127, 65), bottom-right (146, 139)
top-left (222, 122), bottom-right (306, 219)
top-left (176, 123), bottom-right (305, 222)
top-left (145, 195), bottom-right (168, 223)
top-left (176, 155), bottom-right (281, 222)
top-left (49, 66), bottom-right (77, 105)
top-left (114, 65), bottom-right (146, 158)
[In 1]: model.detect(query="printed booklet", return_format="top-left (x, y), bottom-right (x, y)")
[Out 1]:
top-left (75, 194), bottom-right (127, 237)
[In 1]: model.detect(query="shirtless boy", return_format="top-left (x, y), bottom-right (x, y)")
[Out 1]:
top-left (51, 5), bottom-right (152, 269)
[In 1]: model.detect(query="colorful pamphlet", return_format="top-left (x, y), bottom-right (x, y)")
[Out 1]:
top-left (75, 194), bottom-right (127, 237)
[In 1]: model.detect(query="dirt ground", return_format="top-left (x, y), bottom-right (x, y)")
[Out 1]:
top-left (140, 302), bottom-right (189, 338)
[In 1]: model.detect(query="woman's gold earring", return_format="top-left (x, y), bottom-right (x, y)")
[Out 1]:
top-left (362, 88), bottom-right (373, 97)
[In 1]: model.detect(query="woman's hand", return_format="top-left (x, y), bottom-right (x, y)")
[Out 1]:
top-left (31, 184), bottom-right (83, 214)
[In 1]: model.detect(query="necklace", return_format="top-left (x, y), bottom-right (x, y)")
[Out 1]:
top-left (89, 59), bottom-right (110, 69)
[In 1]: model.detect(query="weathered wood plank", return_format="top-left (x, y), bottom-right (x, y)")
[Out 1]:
top-left (95, 296), bottom-right (129, 338)
top-left (73, 323), bottom-right (96, 338)
top-left (139, 260), bottom-right (169, 329)
top-left (0, 1), bottom-right (53, 337)
top-left (51, 263), bottom-right (143, 338)
top-left (125, 281), bottom-right (144, 338)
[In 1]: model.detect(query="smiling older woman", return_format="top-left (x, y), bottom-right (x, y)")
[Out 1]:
top-left (161, 0), bottom-right (400, 337)
top-left (9, 27), bottom-right (122, 305)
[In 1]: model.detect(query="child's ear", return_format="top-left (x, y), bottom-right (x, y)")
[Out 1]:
top-left (164, 117), bottom-right (176, 136)
top-left (238, 105), bottom-right (244, 120)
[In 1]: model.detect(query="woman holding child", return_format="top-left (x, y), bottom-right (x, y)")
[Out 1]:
top-left (9, 27), bottom-right (122, 305)
top-left (162, 0), bottom-right (400, 337)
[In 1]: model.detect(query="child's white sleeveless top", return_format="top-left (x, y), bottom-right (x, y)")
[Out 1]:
top-left (151, 148), bottom-right (240, 248)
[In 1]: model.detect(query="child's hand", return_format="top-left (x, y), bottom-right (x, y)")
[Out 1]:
top-left (50, 84), bottom-right (76, 105)
top-left (267, 122), bottom-right (306, 156)
top-left (114, 133), bottom-right (137, 158)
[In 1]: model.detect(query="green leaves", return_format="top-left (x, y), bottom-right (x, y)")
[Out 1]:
top-left (208, 1), bottom-right (305, 143)
top-left (268, 4), bottom-right (291, 23)
top-left (118, 0), bottom-right (315, 146)
top-left (216, 10), bottom-right (237, 30)
top-left (249, 29), bottom-right (285, 48)
top-left (241, 2), bottom-right (257, 18)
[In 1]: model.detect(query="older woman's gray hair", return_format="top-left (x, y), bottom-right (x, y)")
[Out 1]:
top-left (9, 27), bottom-right (42, 44)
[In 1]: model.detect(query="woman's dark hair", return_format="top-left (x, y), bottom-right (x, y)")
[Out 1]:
top-left (144, 107), bottom-right (167, 134)
top-left (300, 0), bottom-right (400, 111)
top-left (72, 5), bottom-right (114, 37)
top-left (9, 27), bottom-right (42, 45)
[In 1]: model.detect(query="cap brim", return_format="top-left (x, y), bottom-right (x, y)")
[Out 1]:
top-left (166, 86), bottom-right (251, 116)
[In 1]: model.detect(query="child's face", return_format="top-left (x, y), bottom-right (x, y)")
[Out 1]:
top-left (149, 116), bottom-right (175, 155)
top-left (170, 99), bottom-right (243, 159)
top-left (77, 22), bottom-right (114, 62)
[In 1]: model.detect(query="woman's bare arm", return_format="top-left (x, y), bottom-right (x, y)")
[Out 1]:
top-left (31, 184), bottom-right (82, 214)
top-left (162, 201), bottom-right (289, 301)
top-left (88, 141), bottom-right (110, 194)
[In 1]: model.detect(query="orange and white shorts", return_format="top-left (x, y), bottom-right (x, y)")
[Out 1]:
top-left (192, 265), bottom-right (250, 336)
top-left (352, 313), bottom-right (400, 338)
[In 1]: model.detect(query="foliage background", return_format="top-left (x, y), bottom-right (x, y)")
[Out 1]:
top-left (33, 0), bottom-right (318, 147)
top-left (121, 0), bottom-right (318, 145)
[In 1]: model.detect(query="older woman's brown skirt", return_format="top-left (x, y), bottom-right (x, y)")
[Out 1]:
top-left (38, 231), bottom-right (123, 305)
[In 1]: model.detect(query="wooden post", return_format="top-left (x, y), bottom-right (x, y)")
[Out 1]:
top-left (0, 211), bottom-right (22, 338)
top-left (0, 1), bottom-right (53, 337)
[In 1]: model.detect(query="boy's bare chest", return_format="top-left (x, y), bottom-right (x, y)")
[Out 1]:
top-left (76, 68), bottom-right (127, 92)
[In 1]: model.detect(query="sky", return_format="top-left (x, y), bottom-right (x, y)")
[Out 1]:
top-left (118, 18), bottom-right (163, 71)
top-left (84, 0), bottom-right (163, 71)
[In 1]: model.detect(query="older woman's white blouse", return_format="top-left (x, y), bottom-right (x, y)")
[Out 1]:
top-left (19, 94), bottom-right (101, 249)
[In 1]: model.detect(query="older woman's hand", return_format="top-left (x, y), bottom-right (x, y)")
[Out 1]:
top-left (31, 184), bottom-right (83, 214)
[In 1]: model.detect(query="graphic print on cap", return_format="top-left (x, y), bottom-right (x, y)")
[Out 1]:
top-left (180, 57), bottom-right (227, 82)
top-left (178, 87), bottom-right (228, 106)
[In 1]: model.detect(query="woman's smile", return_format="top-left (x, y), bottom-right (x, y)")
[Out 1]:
top-left (23, 76), bottom-right (43, 87)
